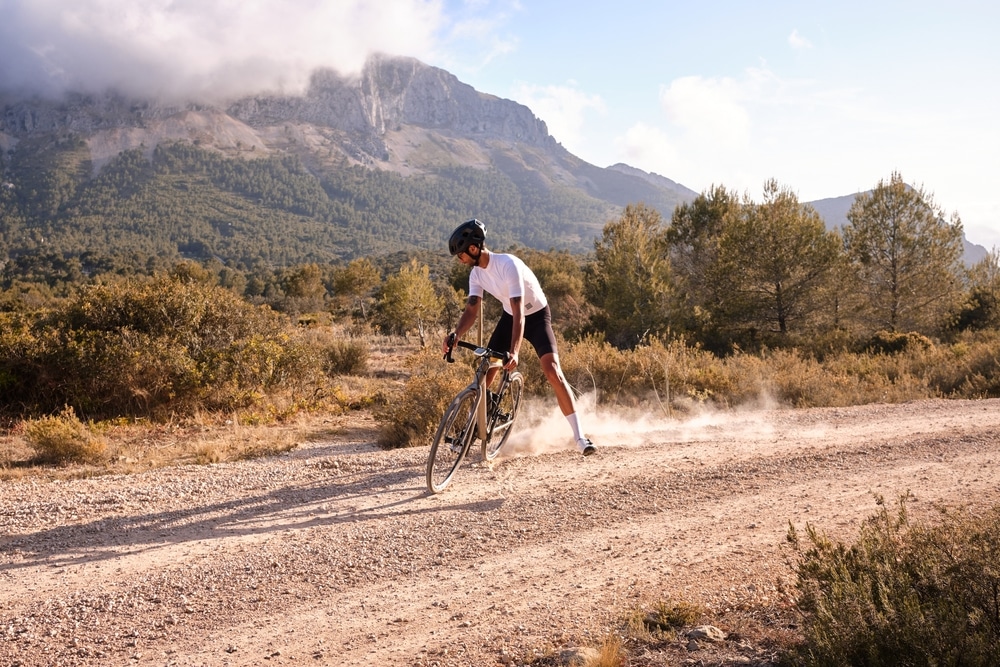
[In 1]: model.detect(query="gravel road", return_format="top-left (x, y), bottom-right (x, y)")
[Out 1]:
top-left (3, 398), bottom-right (999, 666)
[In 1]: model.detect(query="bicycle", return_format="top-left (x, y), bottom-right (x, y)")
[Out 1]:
top-left (426, 335), bottom-right (524, 493)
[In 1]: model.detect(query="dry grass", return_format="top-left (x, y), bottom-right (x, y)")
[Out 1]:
top-left (4, 328), bottom-right (1000, 479)
top-left (591, 635), bottom-right (625, 666)
top-left (22, 406), bottom-right (108, 465)
top-left (0, 411), bottom-right (323, 480)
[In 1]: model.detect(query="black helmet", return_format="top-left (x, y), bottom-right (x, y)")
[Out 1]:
top-left (448, 219), bottom-right (487, 256)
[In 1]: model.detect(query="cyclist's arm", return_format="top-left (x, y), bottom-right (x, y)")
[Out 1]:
top-left (443, 295), bottom-right (481, 353)
top-left (506, 296), bottom-right (524, 369)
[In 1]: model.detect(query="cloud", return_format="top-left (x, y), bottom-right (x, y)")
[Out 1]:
top-left (510, 81), bottom-right (605, 151)
top-left (658, 75), bottom-right (751, 148)
top-left (633, 68), bottom-right (860, 196)
top-left (0, 0), bottom-right (447, 101)
top-left (788, 28), bottom-right (813, 49)
top-left (616, 122), bottom-right (681, 173)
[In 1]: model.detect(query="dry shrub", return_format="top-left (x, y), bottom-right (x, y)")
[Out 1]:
top-left (764, 348), bottom-right (870, 408)
top-left (591, 635), bottom-right (625, 666)
top-left (815, 351), bottom-right (932, 405)
top-left (0, 275), bottom-right (321, 420)
top-left (520, 331), bottom-right (1000, 413)
top-left (866, 329), bottom-right (933, 355)
top-left (641, 598), bottom-right (704, 633)
top-left (23, 406), bottom-right (107, 464)
top-left (787, 495), bottom-right (1000, 666)
top-left (374, 348), bottom-right (469, 449)
top-left (922, 331), bottom-right (1000, 397)
top-left (324, 337), bottom-right (370, 376)
top-left (189, 423), bottom-right (301, 464)
top-left (295, 325), bottom-right (370, 377)
top-left (558, 334), bottom-right (638, 403)
top-left (557, 336), bottom-right (763, 411)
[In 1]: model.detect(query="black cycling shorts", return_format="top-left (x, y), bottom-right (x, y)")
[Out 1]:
top-left (488, 305), bottom-right (558, 359)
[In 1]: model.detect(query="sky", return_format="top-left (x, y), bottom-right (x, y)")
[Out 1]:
top-left (1, 0), bottom-right (998, 250)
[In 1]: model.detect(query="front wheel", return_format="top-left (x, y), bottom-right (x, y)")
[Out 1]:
top-left (427, 387), bottom-right (479, 493)
top-left (483, 372), bottom-right (523, 461)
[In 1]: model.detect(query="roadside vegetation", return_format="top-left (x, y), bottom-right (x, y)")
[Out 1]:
top-left (3, 169), bottom-right (1000, 663)
top-left (4, 171), bottom-right (1000, 464)
top-left (521, 496), bottom-right (1000, 667)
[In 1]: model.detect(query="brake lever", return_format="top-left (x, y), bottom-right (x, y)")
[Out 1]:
top-left (444, 332), bottom-right (457, 363)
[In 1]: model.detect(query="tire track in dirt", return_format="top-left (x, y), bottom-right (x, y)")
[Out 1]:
top-left (2, 399), bottom-right (999, 665)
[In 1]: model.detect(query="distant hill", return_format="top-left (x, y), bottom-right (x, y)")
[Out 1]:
top-left (809, 193), bottom-right (988, 266)
top-left (0, 53), bottom-right (984, 272)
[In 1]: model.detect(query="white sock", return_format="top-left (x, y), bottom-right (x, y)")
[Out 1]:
top-left (566, 413), bottom-right (583, 441)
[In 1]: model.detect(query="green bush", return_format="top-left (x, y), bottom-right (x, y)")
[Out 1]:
top-left (23, 406), bottom-right (107, 464)
top-left (787, 496), bottom-right (1000, 666)
top-left (0, 275), bottom-right (317, 419)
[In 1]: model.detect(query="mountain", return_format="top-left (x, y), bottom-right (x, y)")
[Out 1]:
top-left (0, 54), bottom-right (698, 272)
top-left (0, 53), bottom-right (983, 273)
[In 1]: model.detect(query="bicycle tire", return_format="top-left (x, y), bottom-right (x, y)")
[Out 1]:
top-left (483, 371), bottom-right (523, 461)
top-left (427, 387), bottom-right (479, 493)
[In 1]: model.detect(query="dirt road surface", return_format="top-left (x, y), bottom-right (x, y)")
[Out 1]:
top-left (3, 398), bottom-right (999, 666)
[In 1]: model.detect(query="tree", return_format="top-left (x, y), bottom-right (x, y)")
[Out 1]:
top-left (667, 185), bottom-right (741, 340)
top-left (950, 249), bottom-right (1000, 332)
top-left (843, 173), bottom-right (964, 333)
top-left (377, 259), bottom-right (443, 347)
top-left (332, 258), bottom-right (380, 320)
top-left (715, 180), bottom-right (841, 336)
top-left (585, 203), bottom-right (674, 348)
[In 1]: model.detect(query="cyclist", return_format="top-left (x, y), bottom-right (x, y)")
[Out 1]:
top-left (443, 218), bottom-right (596, 456)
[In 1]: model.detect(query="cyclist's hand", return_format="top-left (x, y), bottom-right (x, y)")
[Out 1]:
top-left (442, 332), bottom-right (457, 362)
top-left (504, 351), bottom-right (519, 371)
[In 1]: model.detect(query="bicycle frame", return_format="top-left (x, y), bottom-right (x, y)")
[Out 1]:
top-left (472, 353), bottom-right (505, 441)
top-left (427, 338), bottom-right (524, 493)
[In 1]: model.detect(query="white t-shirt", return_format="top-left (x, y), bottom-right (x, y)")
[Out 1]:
top-left (469, 253), bottom-right (547, 316)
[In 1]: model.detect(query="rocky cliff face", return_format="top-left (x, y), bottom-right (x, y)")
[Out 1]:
top-left (224, 54), bottom-right (555, 162)
top-left (2, 54), bottom-right (559, 175)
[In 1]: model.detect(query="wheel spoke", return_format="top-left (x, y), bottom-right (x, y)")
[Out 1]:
top-left (483, 373), bottom-right (523, 461)
top-left (427, 388), bottom-right (478, 493)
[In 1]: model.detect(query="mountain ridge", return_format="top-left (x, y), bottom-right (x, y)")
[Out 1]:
top-left (0, 54), bottom-right (986, 266)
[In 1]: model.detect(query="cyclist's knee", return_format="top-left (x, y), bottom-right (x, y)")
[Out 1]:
top-left (540, 354), bottom-right (566, 383)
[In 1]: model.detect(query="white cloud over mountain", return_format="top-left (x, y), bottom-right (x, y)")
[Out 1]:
top-left (0, 0), bottom-right (444, 101)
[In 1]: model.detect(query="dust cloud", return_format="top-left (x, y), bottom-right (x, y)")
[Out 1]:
top-left (503, 393), bottom-right (782, 458)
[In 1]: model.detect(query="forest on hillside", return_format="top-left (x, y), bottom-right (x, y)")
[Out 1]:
top-left (0, 137), bottom-right (612, 284)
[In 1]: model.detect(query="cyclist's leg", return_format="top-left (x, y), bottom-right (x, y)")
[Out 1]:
top-left (528, 308), bottom-right (595, 454)
top-left (538, 351), bottom-right (575, 416)
top-left (523, 308), bottom-right (575, 414)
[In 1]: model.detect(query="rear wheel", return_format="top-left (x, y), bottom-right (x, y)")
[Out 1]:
top-left (483, 372), bottom-right (523, 461)
top-left (427, 388), bottom-right (478, 493)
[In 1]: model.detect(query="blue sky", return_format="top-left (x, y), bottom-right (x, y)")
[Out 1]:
top-left (2, 0), bottom-right (997, 249)
top-left (427, 1), bottom-right (1000, 250)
